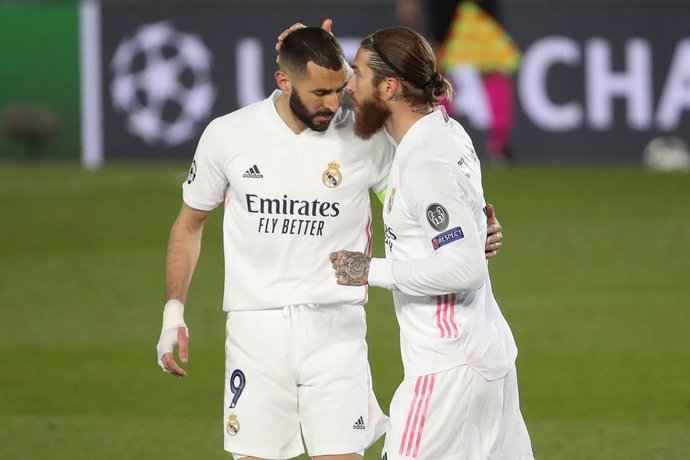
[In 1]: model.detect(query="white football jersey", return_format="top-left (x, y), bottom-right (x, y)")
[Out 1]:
top-left (184, 91), bottom-right (394, 311)
top-left (368, 109), bottom-right (517, 381)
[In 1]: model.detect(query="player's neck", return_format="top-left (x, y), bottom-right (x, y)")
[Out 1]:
top-left (274, 92), bottom-right (309, 134)
top-left (386, 105), bottom-right (430, 144)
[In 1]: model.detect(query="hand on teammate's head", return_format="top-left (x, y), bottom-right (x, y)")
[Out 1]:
top-left (275, 18), bottom-right (334, 62)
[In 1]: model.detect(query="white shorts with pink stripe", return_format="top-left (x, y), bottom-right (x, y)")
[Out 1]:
top-left (382, 365), bottom-right (533, 460)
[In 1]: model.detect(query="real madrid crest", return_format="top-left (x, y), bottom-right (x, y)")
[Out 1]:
top-left (226, 413), bottom-right (240, 436)
top-left (322, 162), bottom-right (342, 188)
top-left (387, 188), bottom-right (396, 213)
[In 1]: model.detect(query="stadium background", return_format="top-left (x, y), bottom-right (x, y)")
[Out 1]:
top-left (1, 0), bottom-right (689, 459)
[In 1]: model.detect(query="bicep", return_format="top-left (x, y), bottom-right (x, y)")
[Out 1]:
top-left (174, 203), bottom-right (211, 234)
top-left (406, 161), bottom-right (481, 255)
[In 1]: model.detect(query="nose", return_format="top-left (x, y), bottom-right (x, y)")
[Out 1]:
top-left (346, 77), bottom-right (356, 94)
top-left (324, 93), bottom-right (339, 113)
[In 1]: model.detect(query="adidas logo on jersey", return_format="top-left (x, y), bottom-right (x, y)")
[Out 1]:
top-left (243, 165), bottom-right (263, 178)
top-left (352, 416), bottom-right (366, 430)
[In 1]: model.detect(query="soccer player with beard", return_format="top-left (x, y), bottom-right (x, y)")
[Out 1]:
top-left (157, 26), bottom-right (504, 460)
top-left (331, 27), bottom-right (533, 459)
top-left (158, 27), bottom-right (391, 460)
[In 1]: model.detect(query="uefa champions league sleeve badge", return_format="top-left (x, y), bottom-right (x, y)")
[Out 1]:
top-left (226, 413), bottom-right (240, 436)
top-left (186, 159), bottom-right (197, 184)
top-left (322, 162), bottom-right (342, 188)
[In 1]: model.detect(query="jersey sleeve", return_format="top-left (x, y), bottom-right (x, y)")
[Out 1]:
top-left (182, 119), bottom-right (229, 211)
top-left (371, 147), bottom-right (486, 296)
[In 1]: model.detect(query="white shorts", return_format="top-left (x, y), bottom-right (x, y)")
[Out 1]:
top-left (382, 365), bottom-right (533, 460)
top-left (223, 304), bottom-right (388, 459)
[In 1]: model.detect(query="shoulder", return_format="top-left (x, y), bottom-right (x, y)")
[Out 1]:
top-left (400, 119), bottom-right (476, 184)
top-left (413, 115), bottom-right (474, 161)
top-left (212, 99), bottom-right (267, 130)
top-left (199, 99), bottom-right (276, 149)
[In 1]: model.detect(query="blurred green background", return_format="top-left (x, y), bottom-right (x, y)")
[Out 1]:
top-left (0, 3), bottom-right (80, 159)
top-left (1, 164), bottom-right (688, 459)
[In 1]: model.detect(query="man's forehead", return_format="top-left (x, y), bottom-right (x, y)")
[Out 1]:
top-left (302, 61), bottom-right (348, 88)
top-left (351, 48), bottom-right (373, 71)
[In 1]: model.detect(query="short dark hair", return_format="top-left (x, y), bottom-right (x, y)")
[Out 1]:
top-left (278, 27), bottom-right (345, 76)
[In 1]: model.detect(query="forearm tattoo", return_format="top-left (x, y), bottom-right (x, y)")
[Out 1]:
top-left (338, 252), bottom-right (370, 285)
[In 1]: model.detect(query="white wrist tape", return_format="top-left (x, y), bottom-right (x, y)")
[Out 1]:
top-left (156, 299), bottom-right (188, 371)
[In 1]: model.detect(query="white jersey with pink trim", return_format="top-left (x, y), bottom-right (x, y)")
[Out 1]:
top-left (368, 109), bottom-right (517, 381)
top-left (183, 91), bottom-right (393, 311)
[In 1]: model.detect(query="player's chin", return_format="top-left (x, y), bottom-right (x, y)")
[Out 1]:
top-left (312, 117), bottom-right (333, 131)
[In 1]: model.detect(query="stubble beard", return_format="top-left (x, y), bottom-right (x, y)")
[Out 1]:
top-left (289, 89), bottom-right (335, 132)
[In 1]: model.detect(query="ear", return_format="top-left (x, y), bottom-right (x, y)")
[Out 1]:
top-left (275, 70), bottom-right (291, 92)
top-left (380, 77), bottom-right (401, 101)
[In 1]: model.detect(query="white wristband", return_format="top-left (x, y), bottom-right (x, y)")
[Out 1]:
top-left (161, 299), bottom-right (186, 329)
top-left (156, 299), bottom-right (188, 372)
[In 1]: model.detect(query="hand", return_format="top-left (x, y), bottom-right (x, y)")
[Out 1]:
top-left (159, 328), bottom-right (189, 377)
top-left (275, 18), bottom-right (334, 60)
top-left (330, 250), bottom-right (370, 286)
top-left (156, 300), bottom-right (189, 377)
top-left (485, 203), bottom-right (503, 259)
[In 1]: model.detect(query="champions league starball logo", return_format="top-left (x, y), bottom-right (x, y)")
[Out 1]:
top-left (109, 21), bottom-right (216, 147)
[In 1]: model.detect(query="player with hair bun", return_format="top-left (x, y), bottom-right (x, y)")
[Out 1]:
top-left (332, 27), bottom-right (533, 460)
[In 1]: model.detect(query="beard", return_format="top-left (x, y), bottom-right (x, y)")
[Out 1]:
top-left (289, 89), bottom-right (335, 132)
top-left (353, 91), bottom-right (391, 140)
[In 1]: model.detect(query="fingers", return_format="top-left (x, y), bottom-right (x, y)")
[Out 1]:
top-left (177, 327), bottom-right (189, 363)
top-left (486, 203), bottom-right (502, 230)
top-left (485, 241), bottom-right (502, 253)
top-left (485, 203), bottom-right (503, 257)
top-left (485, 202), bottom-right (495, 219)
top-left (160, 352), bottom-right (187, 378)
top-left (157, 327), bottom-right (188, 377)
top-left (485, 229), bottom-right (502, 259)
top-left (486, 204), bottom-right (502, 231)
top-left (329, 250), bottom-right (347, 264)
top-left (275, 19), bottom-right (332, 58)
top-left (486, 222), bottom-right (501, 235)
top-left (330, 251), bottom-right (348, 282)
top-left (486, 231), bottom-right (503, 246)
top-left (275, 22), bottom-right (306, 51)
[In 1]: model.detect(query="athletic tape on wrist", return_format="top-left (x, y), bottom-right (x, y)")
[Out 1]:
top-left (162, 299), bottom-right (186, 329)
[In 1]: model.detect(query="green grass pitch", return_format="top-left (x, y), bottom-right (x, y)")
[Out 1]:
top-left (1, 163), bottom-right (688, 459)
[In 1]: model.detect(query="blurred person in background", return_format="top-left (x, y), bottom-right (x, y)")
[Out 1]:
top-left (156, 25), bottom-right (504, 460)
top-left (399, 0), bottom-right (521, 165)
top-left (331, 26), bottom-right (533, 459)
